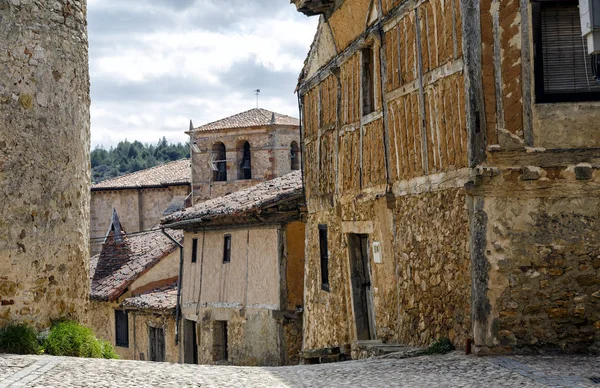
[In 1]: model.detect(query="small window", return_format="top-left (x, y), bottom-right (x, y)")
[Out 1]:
top-left (115, 310), bottom-right (129, 347)
top-left (290, 141), bottom-right (300, 171)
top-left (223, 234), bottom-right (231, 263)
top-left (318, 224), bottom-right (329, 291)
top-left (533, 0), bottom-right (600, 102)
top-left (191, 238), bottom-right (198, 263)
top-left (362, 47), bottom-right (375, 115)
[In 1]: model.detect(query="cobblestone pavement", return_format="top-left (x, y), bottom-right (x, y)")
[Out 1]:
top-left (0, 352), bottom-right (598, 387)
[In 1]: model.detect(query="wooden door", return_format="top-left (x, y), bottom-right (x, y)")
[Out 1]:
top-left (149, 326), bottom-right (165, 362)
top-left (348, 234), bottom-right (375, 341)
top-left (184, 319), bottom-right (198, 364)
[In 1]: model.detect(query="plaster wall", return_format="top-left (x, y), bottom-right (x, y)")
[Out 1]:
top-left (0, 0), bottom-right (90, 328)
top-left (90, 186), bottom-right (189, 255)
top-left (129, 251), bottom-right (179, 295)
top-left (180, 228), bottom-right (280, 310)
top-left (179, 225), bottom-right (303, 365)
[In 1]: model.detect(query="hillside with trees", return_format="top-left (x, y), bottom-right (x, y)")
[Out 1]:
top-left (91, 138), bottom-right (189, 183)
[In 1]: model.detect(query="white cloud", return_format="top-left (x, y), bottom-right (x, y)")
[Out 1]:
top-left (88, 1), bottom-right (318, 148)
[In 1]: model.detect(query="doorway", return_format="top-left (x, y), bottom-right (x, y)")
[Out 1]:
top-left (149, 326), bottom-right (165, 362)
top-left (348, 234), bottom-right (376, 341)
top-left (183, 319), bottom-right (198, 364)
top-left (213, 320), bottom-right (228, 362)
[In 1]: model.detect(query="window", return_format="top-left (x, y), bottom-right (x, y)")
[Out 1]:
top-left (191, 238), bottom-right (198, 263)
top-left (318, 224), bottom-right (330, 291)
top-left (212, 142), bottom-right (227, 182)
top-left (290, 141), bottom-right (300, 171)
top-left (115, 310), bottom-right (129, 347)
top-left (533, 0), bottom-right (600, 102)
top-left (223, 234), bottom-right (231, 263)
top-left (237, 141), bottom-right (252, 180)
top-left (362, 47), bottom-right (375, 115)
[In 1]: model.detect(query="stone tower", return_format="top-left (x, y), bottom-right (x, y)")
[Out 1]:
top-left (0, 1), bottom-right (90, 328)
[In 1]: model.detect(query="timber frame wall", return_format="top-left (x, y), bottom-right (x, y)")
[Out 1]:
top-left (297, 0), bottom-right (600, 356)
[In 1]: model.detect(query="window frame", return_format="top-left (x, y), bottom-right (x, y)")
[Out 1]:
top-left (533, 0), bottom-right (600, 103)
top-left (115, 310), bottom-right (129, 348)
top-left (223, 234), bottom-right (231, 264)
top-left (318, 224), bottom-right (330, 292)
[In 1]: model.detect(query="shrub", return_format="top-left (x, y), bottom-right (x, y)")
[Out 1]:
top-left (44, 321), bottom-right (103, 358)
top-left (99, 339), bottom-right (119, 359)
top-left (425, 338), bottom-right (455, 355)
top-left (0, 323), bottom-right (40, 355)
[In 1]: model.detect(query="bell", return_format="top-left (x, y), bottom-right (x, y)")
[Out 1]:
top-left (242, 159), bottom-right (251, 170)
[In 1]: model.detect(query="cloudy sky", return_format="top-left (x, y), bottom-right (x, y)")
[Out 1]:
top-left (87, 0), bottom-right (318, 149)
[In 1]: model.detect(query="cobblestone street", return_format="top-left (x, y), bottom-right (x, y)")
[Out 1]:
top-left (0, 352), bottom-right (599, 387)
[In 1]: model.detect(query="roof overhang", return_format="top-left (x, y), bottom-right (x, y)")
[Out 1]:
top-left (292, 0), bottom-right (336, 16)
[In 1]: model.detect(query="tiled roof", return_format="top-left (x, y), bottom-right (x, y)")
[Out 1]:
top-left (90, 228), bottom-right (183, 302)
top-left (162, 171), bottom-right (303, 226)
top-left (192, 108), bottom-right (299, 132)
top-left (122, 282), bottom-right (177, 311)
top-left (91, 159), bottom-right (190, 190)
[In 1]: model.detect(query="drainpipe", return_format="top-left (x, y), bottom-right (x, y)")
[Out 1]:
top-left (162, 228), bottom-right (184, 345)
top-left (297, 93), bottom-right (306, 198)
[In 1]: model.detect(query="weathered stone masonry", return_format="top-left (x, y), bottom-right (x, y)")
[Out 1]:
top-left (0, 1), bottom-right (90, 328)
top-left (295, 0), bottom-right (600, 356)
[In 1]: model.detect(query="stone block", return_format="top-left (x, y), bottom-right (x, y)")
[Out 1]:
top-left (574, 164), bottom-right (593, 180)
top-left (521, 166), bottom-right (541, 180)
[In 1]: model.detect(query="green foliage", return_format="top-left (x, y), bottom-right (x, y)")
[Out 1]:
top-left (44, 321), bottom-right (117, 359)
top-left (91, 137), bottom-right (189, 184)
top-left (424, 338), bottom-right (455, 355)
top-left (99, 339), bottom-right (119, 359)
top-left (0, 323), bottom-right (40, 355)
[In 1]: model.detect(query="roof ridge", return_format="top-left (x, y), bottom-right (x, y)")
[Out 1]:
top-left (91, 158), bottom-right (189, 188)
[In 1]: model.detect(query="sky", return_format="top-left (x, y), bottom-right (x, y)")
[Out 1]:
top-left (87, 0), bottom-right (318, 149)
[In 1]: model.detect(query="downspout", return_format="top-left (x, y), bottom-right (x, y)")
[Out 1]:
top-left (297, 93), bottom-right (306, 198)
top-left (162, 228), bottom-right (184, 346)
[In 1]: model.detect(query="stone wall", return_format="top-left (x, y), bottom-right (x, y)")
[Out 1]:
top-left (302, 190), bottom-right (471, 351)
top-left (196, 308), bottom-right (281, 366)
top-left (90, 185), bottom-right (189, 255)
top-left (470, 166), bottom-right (600, 354)
top-left (392, 189), bottom-right (471, 347)
top-left (191, 126), bottom-right (300, 203)
top-left (0, 0), bottom-right (90, 328)
top-left (89, 302), bottom-right (178, 363)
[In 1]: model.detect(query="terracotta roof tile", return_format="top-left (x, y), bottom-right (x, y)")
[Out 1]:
top-left (122, 282), bottom-right (177, 311)
top-left (90, 228), bottom-right (183, 301)
top-left (162, 171), bottom-right (302, 226)
top-left (92, 159), bottom-right (190, 190)
top-left (192, 108), bottom-right (299, 132)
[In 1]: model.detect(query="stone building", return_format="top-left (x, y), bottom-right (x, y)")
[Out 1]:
top-left (294, 0), bottom-right (600, 356)
top-left (0, 1), bottom-right (90, 328)
top-left (189, 108), bottom-right (301, 203)
top-left (90, 159), bottom-right (191, 255)
top-left (89, 211), bottom-right (182, 362)
top-left (162, 171), bottom-right (305, 366)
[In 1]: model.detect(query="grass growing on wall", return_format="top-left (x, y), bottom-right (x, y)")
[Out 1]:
top-left (0, 324), bottom-right (40, 355)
